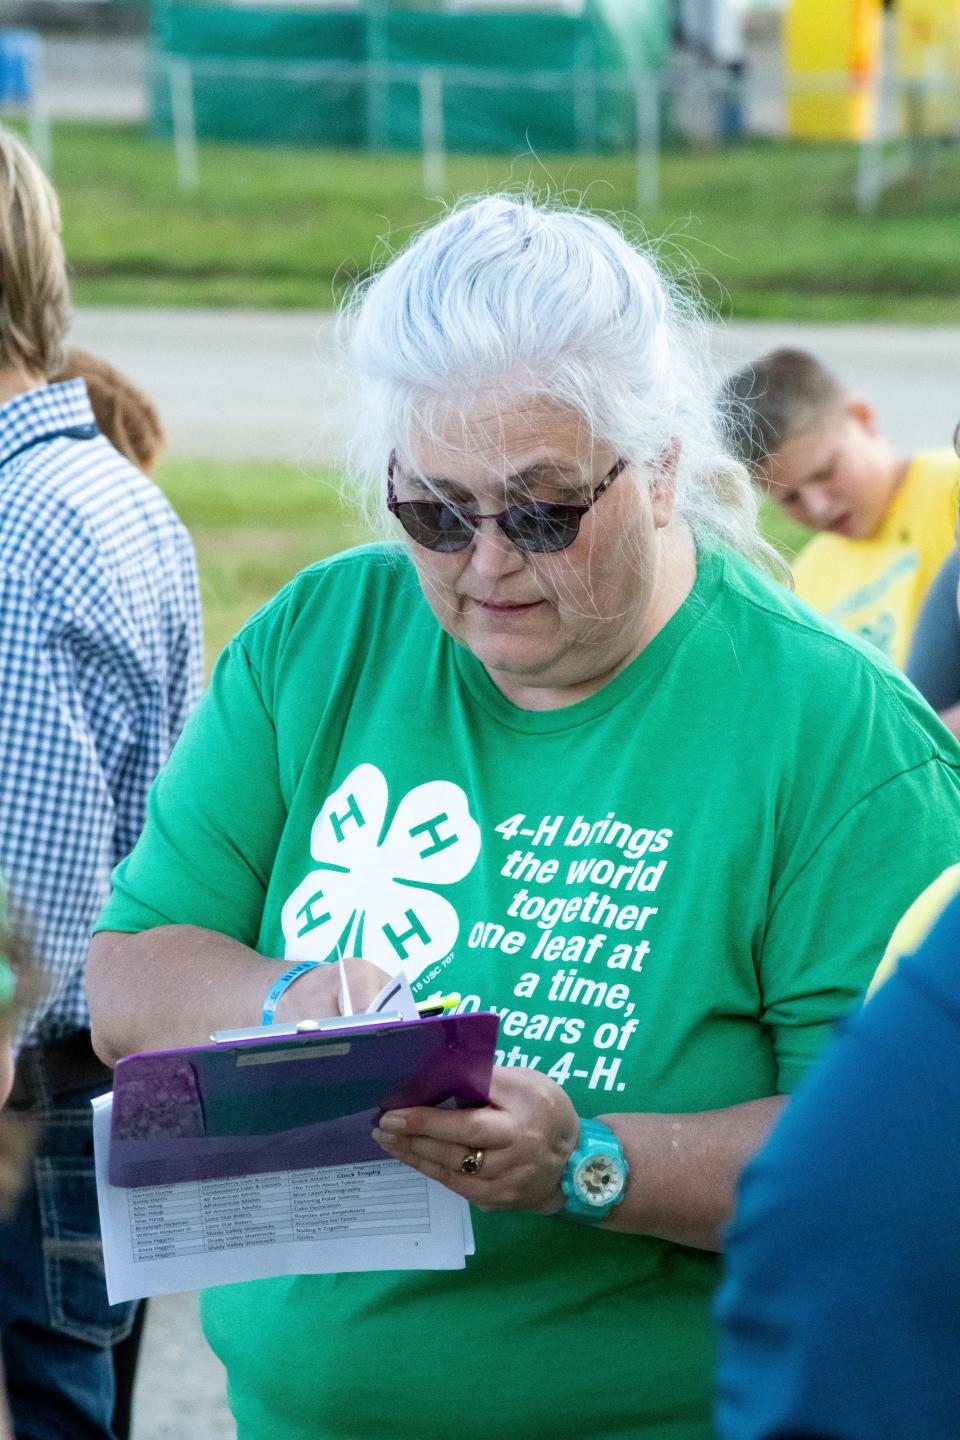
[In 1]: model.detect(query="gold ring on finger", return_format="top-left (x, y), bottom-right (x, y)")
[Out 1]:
top-left (460, 1147), bottom-right (485, 1175)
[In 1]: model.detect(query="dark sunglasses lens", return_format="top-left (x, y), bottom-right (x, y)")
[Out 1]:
top-left (394, 501), bottom-right (474, 553)
top-left (504, 503), bottom-right (581, 553)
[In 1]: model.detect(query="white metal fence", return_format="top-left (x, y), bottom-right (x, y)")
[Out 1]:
top-left (156, 51), bottom-right (960, 216)
top-left (158, 54), bottom-right (665, 205)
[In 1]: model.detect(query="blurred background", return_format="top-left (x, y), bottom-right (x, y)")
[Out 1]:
top-left (3, 0), bottom-right (958, 1430)
top-left (2, 0), bottom-right (959, 660)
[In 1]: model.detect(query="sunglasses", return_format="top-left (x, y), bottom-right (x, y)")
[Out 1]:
top-left (386, 453), bottom-right (627, 554)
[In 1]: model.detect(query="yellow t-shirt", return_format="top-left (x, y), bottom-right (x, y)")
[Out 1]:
top-left (792, 448), bottom-right (960, 667)
top-left (868, 861), bottom-right (960, 996)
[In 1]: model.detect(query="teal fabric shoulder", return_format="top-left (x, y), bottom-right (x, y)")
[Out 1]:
top-left (232, 543), bottom-right (422, 669)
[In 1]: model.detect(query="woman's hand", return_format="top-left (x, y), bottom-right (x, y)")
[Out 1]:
top-left (372, 1068), bottom-right (580, 1214)
top-left (273, 955), bottom-right (389, 1024)
top-left (88, 929), bottom-right (392, 1063)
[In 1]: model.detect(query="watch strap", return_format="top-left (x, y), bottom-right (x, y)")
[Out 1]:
top-left (560, 1117), bottom-right (629, 1222)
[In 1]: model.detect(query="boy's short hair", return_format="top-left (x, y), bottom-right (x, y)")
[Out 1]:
top-left (0, 128), bottom-right (69, 378)
top-left (55, 349), bottom-right (166, 475)
top-left (720, 348), bottom-right (847, 476)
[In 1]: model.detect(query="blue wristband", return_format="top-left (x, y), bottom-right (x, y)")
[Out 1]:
top-left (262, 961), bottom-right (322, 1025)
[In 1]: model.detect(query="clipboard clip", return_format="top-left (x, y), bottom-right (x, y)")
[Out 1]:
top-left (210, 1012), bottom-right (405, 1044)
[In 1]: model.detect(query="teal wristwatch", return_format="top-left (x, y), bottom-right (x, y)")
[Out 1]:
top-left (561, 1118), bottom-right (629, 1222)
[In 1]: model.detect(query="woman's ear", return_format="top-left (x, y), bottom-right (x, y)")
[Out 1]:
top-left (650, 441), bottom-right (680, 528)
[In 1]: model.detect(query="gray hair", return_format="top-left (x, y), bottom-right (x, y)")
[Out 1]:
top-left (341, 196), bottom-right (780, 572)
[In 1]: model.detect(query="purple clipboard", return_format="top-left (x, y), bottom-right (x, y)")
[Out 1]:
top-left (108, 1012), bottom-right (500, 1188)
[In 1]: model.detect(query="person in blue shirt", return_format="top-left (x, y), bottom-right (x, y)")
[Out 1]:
top-left (0, 128), bottom-right (203, 1438)
top-left (714, 886), bottom-right (960, 1440)
top-left (905, 548), bottom-right (960, 736)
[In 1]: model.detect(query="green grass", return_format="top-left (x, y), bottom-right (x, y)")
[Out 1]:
top-left (40, 121), bottom-right (960, 319)
top-left (759, 498), bottom-right (812, 561)
top-left (155, 457), bottom-right (370, 665)
top-left (155, 458), bottom-right (810, 670)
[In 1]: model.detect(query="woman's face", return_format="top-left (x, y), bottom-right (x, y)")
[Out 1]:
top-left (394, 400), bottom-right (681, 707)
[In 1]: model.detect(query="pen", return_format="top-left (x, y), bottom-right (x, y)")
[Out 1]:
top-left (415, 992), bottom-right (462, 1018)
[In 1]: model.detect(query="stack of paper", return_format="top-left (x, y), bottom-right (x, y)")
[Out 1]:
top-left (92, 976), bottom-right (476, 1305)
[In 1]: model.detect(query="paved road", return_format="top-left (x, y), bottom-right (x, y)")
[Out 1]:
top-left (69, 309), bottom-right (340, 464)
top-left (70, 307), bottom-right (960, 464)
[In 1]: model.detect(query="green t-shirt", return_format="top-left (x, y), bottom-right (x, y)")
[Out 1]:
top-left (99, 543), bottom-right (960, 1440)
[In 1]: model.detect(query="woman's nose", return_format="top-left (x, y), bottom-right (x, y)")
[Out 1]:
top-left (467, 520), bottom-right (526, 577)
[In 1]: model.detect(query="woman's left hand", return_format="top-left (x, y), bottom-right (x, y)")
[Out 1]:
top-left (373, 1068), bottom-right (580, 1213)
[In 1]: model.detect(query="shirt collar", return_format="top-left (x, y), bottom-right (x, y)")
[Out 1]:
top-left (0, 380), bottom-right (98, 469)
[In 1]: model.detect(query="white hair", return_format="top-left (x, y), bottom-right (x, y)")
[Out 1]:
top-left (340, 195), bottom-right (780, 572)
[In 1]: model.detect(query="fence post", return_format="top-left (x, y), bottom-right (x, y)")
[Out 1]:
top-left (634, 75), bottom-right (660, 212)
top-left (22, 32), bottom-right (51, 173)
top-left (856, 128), bottom-right (882, 213)
top-left (169, 58), bottom-right (199, 195)
top-left (573, 29), bottom-right (597, 153)
top-left (28, 98), bottom-right (51, 175)
top-left (856, 64), bottom-right (894, 215)
top-left (906, 74), bottom-right (935, 179)
top-left (419, 68), bottom-right (446, 194)
top-left (366, 3), bottom-right (389, 151)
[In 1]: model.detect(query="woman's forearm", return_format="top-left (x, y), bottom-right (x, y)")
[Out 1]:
top-left (87, 927), bottom-right (381, 1065)
top-left (373, 1066), bottom-right (788, 1252)
top-left (88, 926), bottom-right (293, 1063)
top-left (599, 1096), bottom-right (787, 1250)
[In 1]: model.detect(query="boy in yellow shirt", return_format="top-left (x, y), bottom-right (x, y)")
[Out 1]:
top-left (722, 347), bottom-right (959, 667)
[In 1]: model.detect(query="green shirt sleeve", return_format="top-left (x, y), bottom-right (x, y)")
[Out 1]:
top-left (761, 758), bottom-right (960, 1092)
top-left (96, 634), bottom-right (285, 949)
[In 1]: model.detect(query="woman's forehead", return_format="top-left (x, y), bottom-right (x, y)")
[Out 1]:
top-left (404, 400), bottom-right (600, 480)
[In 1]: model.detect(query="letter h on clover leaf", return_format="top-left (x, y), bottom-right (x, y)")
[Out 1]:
top-left (280, 763), bottom-right (481, 983)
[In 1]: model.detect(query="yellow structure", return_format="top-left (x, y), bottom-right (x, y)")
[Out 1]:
top-left (787, 0), bottom-right (882, 139)
top-left (897, 0), bottom-right (960, 133)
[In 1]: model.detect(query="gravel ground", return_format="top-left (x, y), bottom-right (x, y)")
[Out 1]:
top-left (131, 1293), bottom-right (232, 1439)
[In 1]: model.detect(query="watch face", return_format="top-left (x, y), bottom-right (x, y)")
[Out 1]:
top-left (573, 1154), bottom-right (625, 1208)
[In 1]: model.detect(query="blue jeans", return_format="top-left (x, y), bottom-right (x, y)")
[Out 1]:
top-left (0, 1068), bottom-right (137, 1440)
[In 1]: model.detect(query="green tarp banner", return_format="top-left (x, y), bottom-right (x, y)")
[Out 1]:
top-left (151, 7), bottom-right (367, 145)
top-left (150, 0), bottom-right (667, 151)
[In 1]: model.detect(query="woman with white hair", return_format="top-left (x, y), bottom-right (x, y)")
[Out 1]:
top-left (88, 197), bottom-right (960, 1439)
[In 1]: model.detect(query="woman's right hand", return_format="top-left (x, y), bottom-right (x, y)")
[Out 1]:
top-left (273, 956), bottom-right (391, 1024)
top-left (88, 927), bottom-right (394, 1064)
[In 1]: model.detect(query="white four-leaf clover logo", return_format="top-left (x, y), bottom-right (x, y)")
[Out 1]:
top-left (280, 763), bottom-right (481, 983)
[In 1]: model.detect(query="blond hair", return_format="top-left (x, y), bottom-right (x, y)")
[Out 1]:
top-left (0, 128), bottom-right (69, 378)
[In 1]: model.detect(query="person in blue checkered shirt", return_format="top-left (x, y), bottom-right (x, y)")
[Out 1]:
top-left (0, 129), bottom-right (203, 1438)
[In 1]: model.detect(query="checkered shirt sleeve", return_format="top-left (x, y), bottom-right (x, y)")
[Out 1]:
top-left (0, 381), bottom-right (203, 1048)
